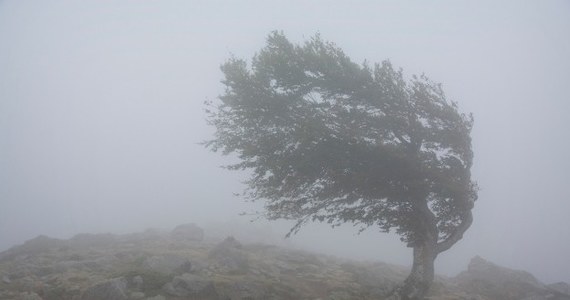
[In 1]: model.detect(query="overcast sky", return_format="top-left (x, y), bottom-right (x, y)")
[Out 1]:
top-left (1, 0), bottom-right (569, 284)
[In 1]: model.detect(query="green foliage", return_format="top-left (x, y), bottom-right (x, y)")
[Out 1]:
top-left (206, 31), bottom-right (477, 247)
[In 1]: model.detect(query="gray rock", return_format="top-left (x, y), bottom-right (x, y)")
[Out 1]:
top-left (81, 277), bottom-right (128, 300)
top-left (0, 235), bottom-right (64, 262)
top-left (454, 256), bottom-right (567, 300)
top-left (216, 236), bottom-right (242, 249)
top-left (2, 275), bottom-right (10, 284)
top-left (458, 256), bottom-right (543, 288)
top-left (131, 275), bottom-right (144, 290)
top-left (142, 253), bottom-right (192, 274)
top-left (171, 223), bottom-right (204, 242)
top-left (163, 273), bottom-right (218, 298)
top-left (209, 237), bottom-right (248, 274)
top-left (177, 260), bottom-right (193, 273)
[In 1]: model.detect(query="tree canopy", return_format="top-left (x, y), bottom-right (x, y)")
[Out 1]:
top-left (205, 32), bottom-right (477, 298)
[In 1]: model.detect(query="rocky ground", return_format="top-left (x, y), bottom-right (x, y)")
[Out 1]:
top-left (0, 224), bottom-right (568, 300)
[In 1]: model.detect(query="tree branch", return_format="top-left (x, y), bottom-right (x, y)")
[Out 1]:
top-left (436, 210), bottom-right (473, 254)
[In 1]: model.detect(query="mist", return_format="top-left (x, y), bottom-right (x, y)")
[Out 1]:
top-left (1, 0), bottom-right (569, 285)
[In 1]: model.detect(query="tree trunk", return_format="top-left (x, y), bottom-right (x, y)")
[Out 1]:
top-left (388, 208), bottom-right (473, 300)
top-left (391, 242), bottom-right (437, 300)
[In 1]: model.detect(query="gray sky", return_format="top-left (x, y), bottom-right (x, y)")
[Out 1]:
top-left (1, 0), bottom-right (569, 284)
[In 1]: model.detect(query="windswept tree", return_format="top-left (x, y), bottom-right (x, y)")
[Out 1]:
top-left (205, 32), bottom-right (477, 299)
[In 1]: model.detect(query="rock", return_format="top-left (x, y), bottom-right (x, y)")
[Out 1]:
top-left (163, 273), bottom-right (218, 298)
top-left (142, 253), bottom-right (192, 274)
top-left (217, 236), bottom-right (242, 249)
top-left (177, 260), bottom-right (193, 273)
top-left (209, 237), bottom-right (248, 274)
top-left (459, 256), bottom-right (543, 288)
top-left (171, 223), bottom-right (204, 242)
top-left (0, 235), bottom-right (64, 262)
top-left (20, 235), bottom-right (64, 253)
top-left (131, 275), bottom-right (144, 290)
top-left (189, 260), bottom-right (208, 273)
top-left (2, 225), bottom-right (569, 300)
top-left (81, 277), bottom-right (129, 300)
top-left (454, 256), bottom-right (563, 300)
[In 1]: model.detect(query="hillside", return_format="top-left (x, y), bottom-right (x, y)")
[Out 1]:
top-left (0, 224), bottom-right (568, 300)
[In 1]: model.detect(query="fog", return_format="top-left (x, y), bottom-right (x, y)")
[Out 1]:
top-left (1, 0), bottom-right (569, 284)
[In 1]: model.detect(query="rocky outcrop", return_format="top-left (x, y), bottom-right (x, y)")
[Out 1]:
top-left (457, 256), bottom-right (543, 288)
top-left (0, 235), bottom-right (64, 262)
top-left (170, 223), bottom-right (204, 242)
top-left (453, 256), bottom-right (570, 300)
top-left (1, 226), bottom-right (569, 300)
top-left (208, 236), bottom-right (249, 274)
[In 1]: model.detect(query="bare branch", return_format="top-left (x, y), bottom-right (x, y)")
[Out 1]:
top-left (436, 210), bottom-right (473, 254)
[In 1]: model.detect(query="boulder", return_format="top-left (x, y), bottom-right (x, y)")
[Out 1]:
top-left (81, 277), bottom-right (128, 300)
top-left (209, 237), bottom-right (248, 274)
top-left (131, 275), bottom-right (144, 290)
top-left (171, 223), bottom-right (204, 242)
top-left (216, 236), bottom-right (242, 249)
top-left (458, 256), bottom-right (543, 288)
top-left (142, 253), bottom-right (192, 274)
top-left (454, 256), bottom-right (570, 300)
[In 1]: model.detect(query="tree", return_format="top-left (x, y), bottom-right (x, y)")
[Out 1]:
top-left (205, 32), bottom-right (477, 299)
